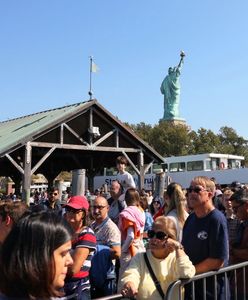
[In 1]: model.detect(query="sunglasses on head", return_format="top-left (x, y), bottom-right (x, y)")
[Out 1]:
top-left (65, 207), bottom-right (83, 214)
top-left (187, 186), bottom-right (208, 194)
top-left (147, 230), bottom-right (168, 240)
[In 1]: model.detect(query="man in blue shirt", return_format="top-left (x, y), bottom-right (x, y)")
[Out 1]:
top-left (182, 176), bottom-right (229, 300)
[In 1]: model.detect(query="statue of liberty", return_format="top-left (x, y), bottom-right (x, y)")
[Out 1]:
top-left (160, 51), bottom-right (185, 120)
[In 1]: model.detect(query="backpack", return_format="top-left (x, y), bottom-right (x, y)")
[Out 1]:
top-left (90, 244), bottom-right (117, 297)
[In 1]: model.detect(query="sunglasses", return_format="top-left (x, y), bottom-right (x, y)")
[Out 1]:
top-left (65, 208), bottom-right (83, 214)
top-left (50, 192), bottom-right (58, 196)
top-left (187, 186), bottom-right (208, 194)
top-left (147, 230), bottom-right (168, 240)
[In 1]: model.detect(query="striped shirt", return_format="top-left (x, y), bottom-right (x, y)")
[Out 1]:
top-left (71, 227), bottom-right (96, 282)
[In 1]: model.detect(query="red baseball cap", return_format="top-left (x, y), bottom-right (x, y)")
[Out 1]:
top-left (65, 195), bottom-right (89, 211)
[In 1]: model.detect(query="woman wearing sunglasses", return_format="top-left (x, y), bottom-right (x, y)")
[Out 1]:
top-left (120, 216), bottom-right (195, 300)
top-left (150, 197), bottom-right (162, 216)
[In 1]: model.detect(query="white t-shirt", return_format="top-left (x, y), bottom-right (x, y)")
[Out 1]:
top-left (116, 171), bottom-right (136, 191)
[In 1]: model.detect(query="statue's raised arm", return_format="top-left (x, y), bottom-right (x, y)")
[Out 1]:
top-left (161, 51), bottom-right (186, 121)
top-left (176, 51), bottom-right (185, 73)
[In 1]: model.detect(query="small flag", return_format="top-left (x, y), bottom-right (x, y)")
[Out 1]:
top-left (91, 61), bottom-right (99, 73)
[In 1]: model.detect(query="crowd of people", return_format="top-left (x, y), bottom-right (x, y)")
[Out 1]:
top-left (0, 156), bottom-right (247, 299)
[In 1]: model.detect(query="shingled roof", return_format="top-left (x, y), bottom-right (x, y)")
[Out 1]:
top-left (0, 99), bottom-right (163, 194)
top-left (0, 101), bottom-right (90, 157)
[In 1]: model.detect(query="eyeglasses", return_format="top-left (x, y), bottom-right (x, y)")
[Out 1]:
top-left (147, 230), bottom-right (168, 241)
top-left (232, 203), bottom-right (245, 213)
top-left (92, 205), bottom-right (107, 211)
top-left (153, 201), bottom-right (160, 205)
top-left (65, 208), bottom-right (83, 214)
top-left (50, 192), bottom-right (58, 196)
top-left (187, 186), bottom-right (209, 194)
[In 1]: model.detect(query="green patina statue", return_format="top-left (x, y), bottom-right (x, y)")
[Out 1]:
top-left (161, 51), bottom-right (185, 120)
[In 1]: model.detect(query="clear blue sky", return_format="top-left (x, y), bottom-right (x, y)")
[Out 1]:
top-left (1, 1), bottom-right (248, 139)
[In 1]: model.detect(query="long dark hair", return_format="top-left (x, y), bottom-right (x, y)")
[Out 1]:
top-left (0, 211), bottom-right (73, 299)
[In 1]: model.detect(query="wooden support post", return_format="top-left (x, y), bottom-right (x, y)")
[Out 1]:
top-left (72, 169), bottom-right (86, 196)
top-left (138, 152), bottom-right (145, 190)
top-left (22, 142), bottom-right (32, 205)
top-left (154, 172), bottom-right (166, 199)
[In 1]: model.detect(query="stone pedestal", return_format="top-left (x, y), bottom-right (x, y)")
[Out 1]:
top-left (160, 117), bottom-right (185, 125)
top-left (167, 118), bottom-right (186, 126)
top-left (159, 118), bottom-right (191, 130)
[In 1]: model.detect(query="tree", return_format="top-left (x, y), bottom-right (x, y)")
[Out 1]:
top-left (218, 126), bottom-right (248, 162)
top-left (148, 121), bottom-right (191, 156)
top-left (192, 128), bottom-right (222, 154)
top-left (129, 120), bottom-right (248, 165)
top-left (127, 122), bottom-right (153, 142)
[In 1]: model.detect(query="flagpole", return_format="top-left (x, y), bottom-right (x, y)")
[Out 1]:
top-left (89, 56), bottom-right (93, 100)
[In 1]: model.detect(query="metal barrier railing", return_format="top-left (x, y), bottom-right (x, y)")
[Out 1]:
top-left (93, 294), bottom-right (124, 300)
top-left (92, 262), bottom-right (248, 300)
top-left (165, 261), bottom-right (248, 300)
top-left (61, 294), bottom-right (78, 299)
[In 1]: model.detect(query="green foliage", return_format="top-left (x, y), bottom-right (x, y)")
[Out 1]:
top-left (130, 122), bottom-right (248, 164)
top-left (218, 126), bottom-right (248, 163)
top-left (150, 121), bottom-right (191, 156)
top-left (127, 122), bottom-right (153, 142)
top-left (193, 128), bottom-right (221, 154)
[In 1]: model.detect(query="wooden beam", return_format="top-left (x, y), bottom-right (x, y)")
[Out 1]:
top-left (63, 123), bottom-right (89, 146)
top-left (60, 124), bottom-right (64, 145)
top-left (23, 142), bottom-right (32, 204)
top-left (121, 151), bottom-right (140, 175)
top-left (5, 154), bottom-right (24, 174)
top-left (89, 107), bottom-right (93, 145)
top-left (93, 108), bottom-right (137, 149)
top-left (93, 129), bottom-right (115, 147)
top-left (116, 129), bottom-right (119, 148)
top-left (138, 152), bottom-right (145, 190)
top-left (93, 107), bottom-right (164, 163)
top-left (31, 145), bottom-right (57, 175)
top-left (30, 141), bottom-right (140, 152)
top-left (144, 161), bottom-right (154, 174)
